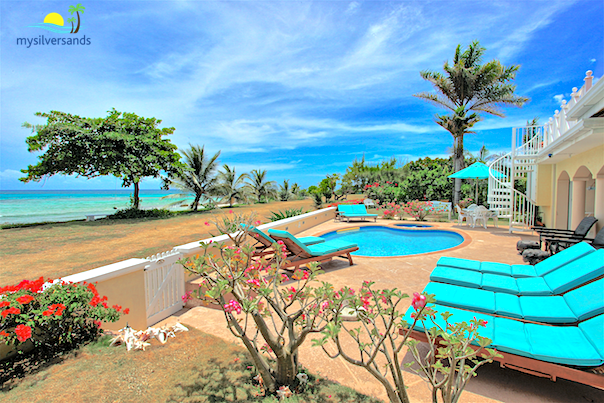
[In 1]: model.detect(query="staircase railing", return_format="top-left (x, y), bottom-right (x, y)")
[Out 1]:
top-left (488, 151), bottom-right (536, 233)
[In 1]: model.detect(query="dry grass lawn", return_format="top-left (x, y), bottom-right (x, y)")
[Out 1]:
top-left (0, 199), bottom-right (322, 285)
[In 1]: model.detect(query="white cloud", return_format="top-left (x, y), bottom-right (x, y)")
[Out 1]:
top-left (0, 169), bottom-right (22, 180)
top-left (553, 94), bottom-right (565, 104)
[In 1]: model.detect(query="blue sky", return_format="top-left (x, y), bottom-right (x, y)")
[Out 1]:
top-left (1, 0), bottom-right (602, 190)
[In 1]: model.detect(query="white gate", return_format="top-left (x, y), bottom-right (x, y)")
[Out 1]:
top-left (144, 249), bottom-right (185, 327)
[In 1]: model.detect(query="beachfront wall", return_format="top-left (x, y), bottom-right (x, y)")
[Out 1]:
top-left (58, 207), bottom-right (337, 331)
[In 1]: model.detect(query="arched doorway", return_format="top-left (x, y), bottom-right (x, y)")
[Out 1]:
top-left (571, 166), bottom-right (594, 234)
top-left (555, 171), bottom-right (570, 229)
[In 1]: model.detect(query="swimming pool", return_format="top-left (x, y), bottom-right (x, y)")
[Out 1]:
top-left (320, 226), bottom-right (464, 257)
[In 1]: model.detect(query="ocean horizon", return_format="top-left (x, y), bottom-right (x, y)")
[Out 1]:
top-left (0, 189), bottom-right (199, 225)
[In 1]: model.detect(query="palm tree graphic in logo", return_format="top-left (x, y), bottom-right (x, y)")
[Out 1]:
top-left (67, 17), bottom-right (76, 34)
top-left (28, 4), bottom-right (85, 34)
top-left (68, 4), bottom-right (85, 34)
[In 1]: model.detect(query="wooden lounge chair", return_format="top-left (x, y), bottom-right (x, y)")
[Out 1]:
top-left (337, 204), bottom-right (377, 223)
top-left (544, 224), bottom-right (602, 254)
top-left (545, 228), bottom-right (604, 251)
top-left (241, 224), bottom-right (325, 256)
top-left (267, 229), bottom-right (359, 271)
top-left (402, 311), bottom-right (604, 389)
top-left (429, 244), bottom-right (604, 295)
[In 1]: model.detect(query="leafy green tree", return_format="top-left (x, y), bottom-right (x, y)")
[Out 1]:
top-left (414, 40), bottom-right (528, 204)
top-left (68, 3), bottom-right (85, 34)
top-left (21, 109), bottom-right (182, 209)
top-left (168, 144), bottom-right (220, 211)
top-left (247, 169), bottom-right (277, 203)
top-left (216, 164), bottom-right (250, 207)
top-left (399, 158), bottom-right (453, 202)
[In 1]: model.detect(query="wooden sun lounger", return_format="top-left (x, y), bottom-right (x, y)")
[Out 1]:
top-left (404, 329), bottom-right (604, 390)
top-left (280, 247), bottom-right (358, 271)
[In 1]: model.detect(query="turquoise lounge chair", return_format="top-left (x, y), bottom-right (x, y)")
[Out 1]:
top-left (421, 277), bottom-right (604, 324)
top-left (430, 247), bottom-right (604, 295)
top-left (337, 204), bottom-right (378, 222)
top-left (435, 241), bottom-right (594, 278)
top-left (403, 305), bottom-right (604, 389)
top-left (267, 229), bottom-right (359, 270)
top-left (241, 224), bottom-right (325, 255)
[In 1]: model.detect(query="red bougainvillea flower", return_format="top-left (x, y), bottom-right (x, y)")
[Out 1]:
top-left (112, 304), bottom-right (122, 312)
top-left (123, 308), bottom-right (130, 315)
top-left (0, 330), bottom-right (10, 337)
top-left (15, 324), bottom-right (32, 342)
top-left (1, 307), bottom-right (21, 318)
top-left (0, 301), bottom-right (10, 308)
top-left (16, 295), bottom-right (35, 304)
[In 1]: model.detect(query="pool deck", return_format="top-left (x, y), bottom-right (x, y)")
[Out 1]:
top-left (158, 219), bottom-right (604, 403)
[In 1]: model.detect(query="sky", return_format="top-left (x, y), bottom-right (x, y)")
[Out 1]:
top-left (1, 0), bottom-right (602, 190)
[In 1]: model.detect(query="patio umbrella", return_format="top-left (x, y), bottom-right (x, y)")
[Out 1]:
top-left (448, 162), bottom-right (506, 202)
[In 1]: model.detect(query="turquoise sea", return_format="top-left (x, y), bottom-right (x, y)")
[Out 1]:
top-left (0, 190), bottom-right (199, 224)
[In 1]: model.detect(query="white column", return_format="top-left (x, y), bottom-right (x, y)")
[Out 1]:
top-left (595, 177), bottom-right (604, 232)
top-left (571, 180), bottom-right (586, 229)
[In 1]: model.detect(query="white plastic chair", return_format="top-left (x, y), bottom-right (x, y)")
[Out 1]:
top-left (470, 206), bottom-right (489, 229)
top-left (363, 199), bottom-right (376, 208)
top-left (455, 205), bottom-right (470, 226)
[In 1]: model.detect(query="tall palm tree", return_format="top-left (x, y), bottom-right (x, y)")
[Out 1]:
top-left (247, 169), bottom-right (277, 203)
top-left (216, 164), bottom-right (250, 207)
top-left (414, 40), bottom-right (528, 204)
top-left (168, 145), bottom-right (220, 211)
top-left (67, 17), bottom-right (76, 33)
top-left (68, 4), bottom-right (85, 34)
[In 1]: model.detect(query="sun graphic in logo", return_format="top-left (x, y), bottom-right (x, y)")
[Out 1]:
top-left (43, 12), bottom-right (64, 26)
top-left (28, 4), bottom-right (85, 34)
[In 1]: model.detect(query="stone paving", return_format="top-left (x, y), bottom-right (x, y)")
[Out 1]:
top-left (159, 219), bottom-right (604, 403)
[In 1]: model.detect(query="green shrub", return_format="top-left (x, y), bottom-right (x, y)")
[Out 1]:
top-left (268, 208), bottom-right (307, 222)
top-left (109, 207), bottom-right (174, 220)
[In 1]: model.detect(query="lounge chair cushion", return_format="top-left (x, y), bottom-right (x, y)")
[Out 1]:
top-left (480, 262), bottom-right (513, 276)
top-left (429, 266), bottom-right (482, 288)
top-left (481, 274), bottom-right (518, 293)
top-left (405, 305), bottom-right (604, 367)
top-left (297, 236), bottom-right (325, 246)
top-left (307, 239), bottom-right (357, 255)
top-left (564, 279), bottom-right (604, 321)
top-left (423, 282), bottom-right (495, 313)
top-left (515, 277), bottom-right (552, 295)
top-left (518, 296), bottom-right (577, 323)
top-left (543, 249), bottom-right (604, 294)
top-left (533, 241), bottom-right (595, 276)
top-left (267, 229), bottom-right (357, 257)
top-left (579, 315), bottom-right (604, 359)
top-left (338, 204), bottom-right (378, 218)
top-left (436, 257), bottom-right (481, 271)
top-left (511, 264), bottom-right (538, 278)
top-left (526, 322), bottom-right (603, 366)
top-left (494, 293), bottom-right (522, 318)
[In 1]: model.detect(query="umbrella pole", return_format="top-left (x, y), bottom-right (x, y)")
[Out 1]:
top-left (475, 179), bottom-right (478, 204)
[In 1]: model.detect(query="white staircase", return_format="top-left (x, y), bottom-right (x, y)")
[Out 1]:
top-left (487, 126), bottom-right (540, 233)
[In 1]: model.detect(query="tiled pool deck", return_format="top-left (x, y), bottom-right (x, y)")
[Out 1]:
top-left (159, 219), bottom-right (604, 402)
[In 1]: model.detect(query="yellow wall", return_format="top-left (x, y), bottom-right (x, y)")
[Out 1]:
top-left (542, 144), bottom-right (604, 229)
top-left (96, 269), bottom-right (147, 331)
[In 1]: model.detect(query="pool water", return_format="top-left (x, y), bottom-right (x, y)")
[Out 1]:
top-left (321, 226), bottom-right (464, 257)
top-left (393, 223), bottom-right (433, 228)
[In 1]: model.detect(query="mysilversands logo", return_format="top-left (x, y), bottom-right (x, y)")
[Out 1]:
top-left (17, 3), bottom-right (91, 48)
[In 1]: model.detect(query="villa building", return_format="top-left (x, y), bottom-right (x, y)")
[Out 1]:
top-left (488, 71), bottom-right (604, 235)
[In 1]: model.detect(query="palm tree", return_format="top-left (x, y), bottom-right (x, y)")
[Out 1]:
top-left (68, 4), bottom-right (85, 34)
top-left (278, 180), bottom-right (293, 201)
top-left (216, 165), bottom-right (250, 207)
top-left (414, 40), bottom-right (528, 204)
top-left (67, 17), bottom-right (76, 33)
top-left (168, 145), bottom-right (220, 211)
top-left (247, 169), bottom-right (277, 203)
